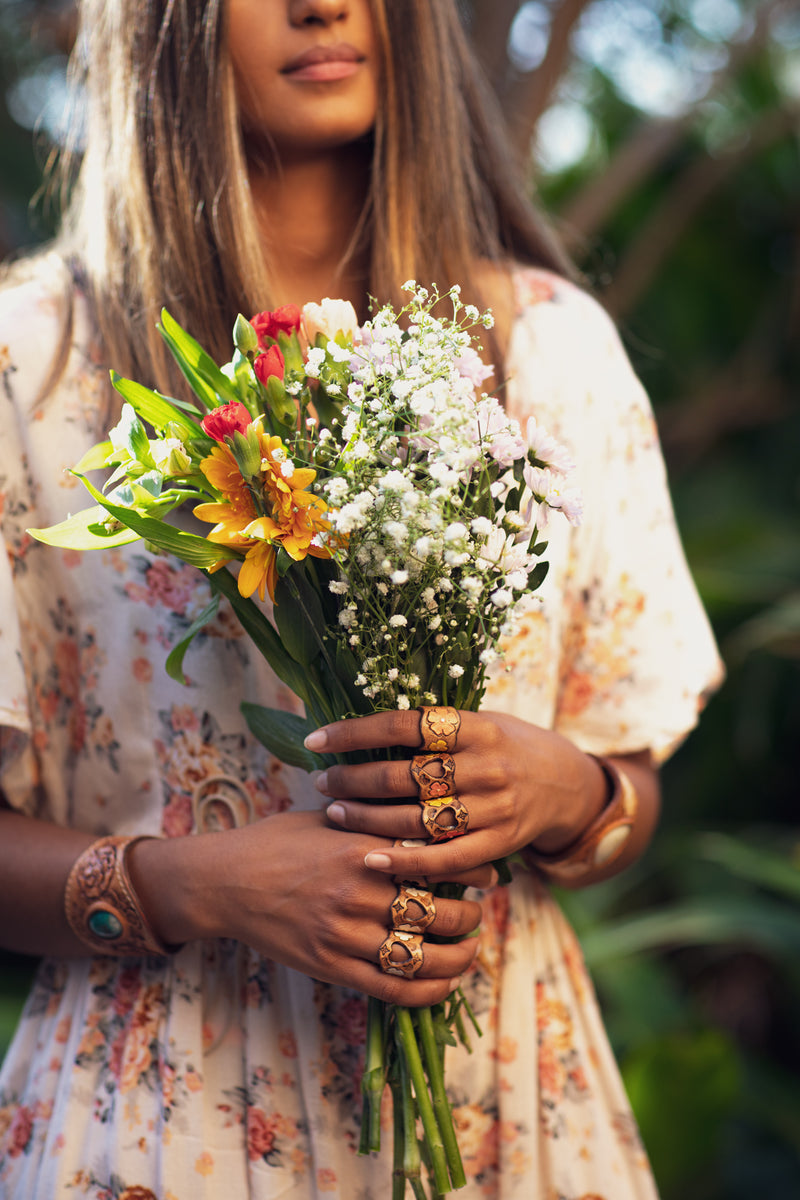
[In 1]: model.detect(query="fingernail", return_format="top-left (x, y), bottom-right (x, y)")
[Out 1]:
top-left (449, 977), bottom-right (462, 992)
top-left (304, 728), bottom-right (328, 751)
top-left (314, 771), bottom-right (330, 795)
top-left (364, 852), bottom-right (393, 870)
top-left (327, 802), bottom-right (346, 824)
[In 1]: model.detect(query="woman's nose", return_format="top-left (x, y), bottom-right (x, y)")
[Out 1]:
top-left (288, 0), bottom-right (350, 27)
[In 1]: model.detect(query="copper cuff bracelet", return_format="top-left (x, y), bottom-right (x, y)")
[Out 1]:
top-left (64, 835), bottom-right (181, 957)
top-left (524, 757), bottom-right (639, 884)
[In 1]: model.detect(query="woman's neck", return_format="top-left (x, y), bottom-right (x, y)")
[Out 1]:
top-left (248, 143), bottom-right (372, 315)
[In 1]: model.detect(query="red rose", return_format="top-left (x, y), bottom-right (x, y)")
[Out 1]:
top-left (251, 305), bottom-right (301, 346)
top-left (254, 345), bottom-right (285, 386)
top-left (201, 401), bottom-right (252, 442)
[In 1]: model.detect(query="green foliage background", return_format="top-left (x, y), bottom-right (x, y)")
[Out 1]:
top-left (1, 1), bottom-right (798, 1195)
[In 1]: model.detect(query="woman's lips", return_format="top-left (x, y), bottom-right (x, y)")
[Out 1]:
top-left (282, 44), bottom-right (364, 83)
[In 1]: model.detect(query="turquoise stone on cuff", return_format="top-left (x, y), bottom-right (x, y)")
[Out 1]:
top-left (88, 908), bottom-right (123, 940)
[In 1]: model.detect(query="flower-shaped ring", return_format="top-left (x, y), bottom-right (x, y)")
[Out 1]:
top-left (378, 930), bottom-right (425, 978)
top-left (391, 884), bottom-right (436, 933)
top-left (418, 706), bottom-right (461, 754)
top-left (419, 795), bottom-right (469, 842)
top-left (410, 753), bottom-right (457, 802)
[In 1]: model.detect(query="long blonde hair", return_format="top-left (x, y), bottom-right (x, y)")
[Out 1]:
top-left (54, 0), bottom-right (569, 391)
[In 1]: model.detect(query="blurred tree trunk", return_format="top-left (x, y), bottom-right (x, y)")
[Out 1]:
top-left (559, 0), bottom-right (791, 250)
top-left (505, 0), bottom-right (594, 157)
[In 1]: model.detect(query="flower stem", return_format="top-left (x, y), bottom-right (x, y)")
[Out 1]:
top-left (396, 1007), bottom-right (451, 1196)
top-left (397, 1036), bottom-right (428, 1200)
top-left (390, 1069), bottom-right (405, 1200)
top-left (416, 1006), bottom-right (466, 1190)
top-left (359, 996), bottom-right (386, 1156)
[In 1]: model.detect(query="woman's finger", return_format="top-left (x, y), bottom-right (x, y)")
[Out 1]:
top-left (327, 796), bottom-right (502, 846)
top-left (327, 799), bottom-right (428, 840)
top-left (338, 957), bottom-right (466, 1009)
top-left (316, 751), bottom-right (506, 803)
top-left (362, 835), bottom-right (505, 882)
top-left (384, 936), bottom-right (477, 981)
top-left (431, 861), bottom-right (497, 890)
top-left (304, 709), bottom-right (486, 756)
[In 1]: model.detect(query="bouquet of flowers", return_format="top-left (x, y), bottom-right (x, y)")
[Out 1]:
top-left (31, 283), bottom-right (581, 1198)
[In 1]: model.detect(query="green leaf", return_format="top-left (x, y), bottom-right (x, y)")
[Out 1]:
top-left (276, 546), bottom-right (295, 578)
top-left (158, 309), bottom-right (240, 409)
top-left (266, 374), bottom-right (297, 427)
top-left (205, 567), bottom-right (312, 705)
top-left (240, 703), bottom-right (324, 771)
top-left (273, 569), bottom-right (327, 667)
top-left (695, 833), bottom-right (800, 901)
top-left (527, 560), bottom-right (549, 591)
top-left (164, 595), bottom-right (220, 685)
top-left (311, 384), bottom-right (344, 430)
top-left (28, 505), bottom-right (140, 550)
top-left (579, 896), bottom-right (800, 966)
top-left (74, 473), bottom-right (240, 567)
top-left (110, 371), bottom-right (202, 442)
top-left (623, 1030), bottom-right (741, 1194)
top-left (73, 440), bottom-right (113, 473)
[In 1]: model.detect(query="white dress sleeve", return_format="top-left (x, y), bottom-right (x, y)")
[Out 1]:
top-left (0, 254), bottom-right (76, 812)
top-left (505, 271), bottom-right (724, 763)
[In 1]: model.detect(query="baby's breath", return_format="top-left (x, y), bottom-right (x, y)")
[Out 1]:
top-left (283, 282), bottom-right (581, 711)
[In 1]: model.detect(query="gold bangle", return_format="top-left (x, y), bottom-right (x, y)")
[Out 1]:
top-left (64, 836), bottom-right (182, 957)
top-left (524, 757), bottom-right (638, 884)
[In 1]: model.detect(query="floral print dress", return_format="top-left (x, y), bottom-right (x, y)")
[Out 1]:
top-left (0, 254), bottom-right (723, 1200)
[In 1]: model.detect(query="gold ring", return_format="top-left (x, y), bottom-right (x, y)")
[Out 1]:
top-left (378, 930), bottom-right (424, 978)
top-left (420, 795), bottom-right (469, 842)
top-left (391, 884), bottom-right (436, 933)
top-left (418, 706), bottom-right (461, 754)
top-left (410, 753), bottom-right (456, 801)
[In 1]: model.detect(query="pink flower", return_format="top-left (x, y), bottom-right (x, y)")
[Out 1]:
top-left (335, 995), bottom-right (367, 1046)
top-left (251, 305), bottom-right (302, 346)
top-left (201, 401), bottom-right (252, 443)
top-left (254, 345), bottom-right (285, 386)
top-left (162, 793), bottom-right (194, 838)
top-left (6, 1105), bottom-right (34, 1158)
top-left (525, 416), bottom-right (575, 476)
top-left (112, 967), bottom-right (142, 1018)
top-left (454, 346), bottom-right (493, 386)
top-left (247, 1107), bottom-right (278, 1161)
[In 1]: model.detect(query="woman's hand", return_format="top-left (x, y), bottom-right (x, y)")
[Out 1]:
top-left (305, 709), bottom-right (656, 883)
top-left (129, 810), bottom-right (494, 1006)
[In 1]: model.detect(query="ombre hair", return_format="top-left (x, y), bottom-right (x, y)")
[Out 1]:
top-left (52, 0), bottom-right (569, 391)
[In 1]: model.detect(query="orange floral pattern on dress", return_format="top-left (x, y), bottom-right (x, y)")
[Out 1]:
top-left (0, 258), bottom-right (722, 1197)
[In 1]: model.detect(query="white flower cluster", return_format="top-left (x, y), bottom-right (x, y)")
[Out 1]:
top-left (298, 284), bottom-right (582, 712)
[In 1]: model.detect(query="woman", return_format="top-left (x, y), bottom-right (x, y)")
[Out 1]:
top-left (0, 1), bottom-right (722, 1196)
